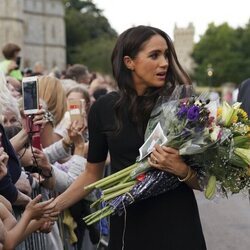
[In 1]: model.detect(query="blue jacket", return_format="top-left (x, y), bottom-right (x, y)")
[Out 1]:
top-left (0, 124), bottom-right (21, 203)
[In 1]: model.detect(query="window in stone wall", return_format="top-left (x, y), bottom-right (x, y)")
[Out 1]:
top-left (52, 25), bottom-right (56, 39)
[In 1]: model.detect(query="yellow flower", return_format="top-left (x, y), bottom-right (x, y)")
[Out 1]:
top-left (217, 107), bottom-right (222, 117)
top-left (237, 108), bottom-right (248, 121)
top-left (232, 114), bottom-right (238, 123)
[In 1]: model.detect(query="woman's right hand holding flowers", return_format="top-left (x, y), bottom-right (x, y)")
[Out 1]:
top-left (148, 145), bottom-right (190, 177)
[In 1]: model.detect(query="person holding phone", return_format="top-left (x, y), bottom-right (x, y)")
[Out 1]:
top-left (0, 43), bottom-right (22, 81)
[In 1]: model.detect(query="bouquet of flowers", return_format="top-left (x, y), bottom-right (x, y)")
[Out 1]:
top-left (196, 101), bottom-right (250, 198)
top-left (83, 85), bottom-right (250, 225)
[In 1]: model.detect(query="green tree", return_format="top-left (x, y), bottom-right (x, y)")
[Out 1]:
top-left (192, 22), bottom-right (250, 86)
top-left (63, 0), bottom-right (117, 74)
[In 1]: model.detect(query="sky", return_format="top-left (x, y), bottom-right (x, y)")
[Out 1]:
top-left (93, 0), bottom-right (250, 42)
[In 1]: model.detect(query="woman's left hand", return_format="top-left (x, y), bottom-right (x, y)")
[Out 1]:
top-left (148, 145), bottom-right (189, 178)
top-left (32, 148), bottom-right (51, 176)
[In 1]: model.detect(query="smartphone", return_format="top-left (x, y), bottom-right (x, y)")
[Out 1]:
top-left (22, 76), bottom-right (39, 115)
top-left (67, 99), bottom-right (86, 122)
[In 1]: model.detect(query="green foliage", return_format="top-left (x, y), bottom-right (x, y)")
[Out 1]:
top-left (192, 20), bottom-right (250, 87)
top-left (63, 0), bottom-right (117, 74)
top-left (69, 37), bottom-right (116, 74)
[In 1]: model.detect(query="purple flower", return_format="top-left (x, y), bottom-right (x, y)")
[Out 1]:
top-left (177, 105), bottom-right (188, 118)
top-left (187, 105), bottom-right (200, 121)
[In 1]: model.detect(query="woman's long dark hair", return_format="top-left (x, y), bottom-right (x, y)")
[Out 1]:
top-left (111, 25), bottom-right (191, 136)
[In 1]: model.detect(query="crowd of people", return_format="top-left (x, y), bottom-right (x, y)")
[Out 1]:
top-left (0, 41), bottom-right (116, 250)
top-left (0, 25), bottom-right (249, 250)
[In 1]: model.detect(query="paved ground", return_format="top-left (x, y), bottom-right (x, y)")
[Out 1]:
top-left (195, 191), bottom-right (250, 250)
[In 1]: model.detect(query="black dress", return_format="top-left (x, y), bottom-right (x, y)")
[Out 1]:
top-left (87, 92), bottom-right (206, 250)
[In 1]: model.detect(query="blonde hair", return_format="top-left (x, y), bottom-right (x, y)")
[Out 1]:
top-left (38, 76), bottom-right (66, 126)
top-left (0, 70), bottom-right (20, 119)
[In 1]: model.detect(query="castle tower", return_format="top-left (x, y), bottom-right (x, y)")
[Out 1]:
top-left (0, 0), bottom-right (66, 72)
top-left (0, 0), bottom-right (24, 53)
top-left (173, 22), bottom-right (195, 75)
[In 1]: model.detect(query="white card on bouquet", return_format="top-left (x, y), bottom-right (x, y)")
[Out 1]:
top-left (138, 122), bottom-right (168, 161)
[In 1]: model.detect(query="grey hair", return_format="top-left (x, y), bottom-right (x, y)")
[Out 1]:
top-left (0, 70), bottom-right (20, 119)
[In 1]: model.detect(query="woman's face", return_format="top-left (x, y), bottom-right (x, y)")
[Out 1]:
top-left (7, 83), bottom-right (21, 99)
top-left (67, 91), bottom-right (83, 101)
top-left (2, 111), bottom-right (20, 127)
top-left (127, 34), bottom-right (169, 95)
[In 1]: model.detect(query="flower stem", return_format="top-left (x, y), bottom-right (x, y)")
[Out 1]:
top-left (84, 163), bottom-right (137, 190)
top-left (103, 181), bottom-right (136, 195)
top-left (102, 186), bottom-right (133, 202)
top-left (86, 208), bottom-right (114, 225)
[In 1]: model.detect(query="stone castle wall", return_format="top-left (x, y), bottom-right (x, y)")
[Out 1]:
top-left (0, 0), bottom-right (66, 72)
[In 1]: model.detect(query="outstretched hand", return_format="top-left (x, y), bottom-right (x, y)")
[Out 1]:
top-left (24, 194), bottom-right (56, 220)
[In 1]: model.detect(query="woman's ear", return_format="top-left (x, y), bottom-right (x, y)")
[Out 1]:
top-left (123, 56), bottom-right (134, 71)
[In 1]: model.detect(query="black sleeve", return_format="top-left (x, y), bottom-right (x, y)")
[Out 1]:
top-left (87, 100), bottom-right (108, 163)
top-left (0, 173), bottom-right (18, 203)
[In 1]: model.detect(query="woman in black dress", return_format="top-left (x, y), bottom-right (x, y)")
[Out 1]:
top-left (52, 25), bottom-right (207, 250)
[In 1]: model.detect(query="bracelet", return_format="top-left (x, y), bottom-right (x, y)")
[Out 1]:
top-left (44, 111), bottom-right (55, 127)
top-left (178, 166), bottom-right (193, 182)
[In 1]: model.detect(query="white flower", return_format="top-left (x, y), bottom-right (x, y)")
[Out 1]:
top-left (210, 125), bottom-right (221, 141)
top-left (221, 101), bottom-right (241, 127)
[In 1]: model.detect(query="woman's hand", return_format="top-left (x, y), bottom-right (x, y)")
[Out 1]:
top-left (32, 148), bottom-right (52, 177)
top-left (67, 120), bottom-right (85, 146)
top-left (148, 145), bottom-right (189, 178)
top-left (0, 147), bottom-right (8, 180)
top-left (37, 219), bottom-right (55, 234)
top-left (23, 194), bottom-right (56, 221)
top-left (32, 109), bottom-right (47, 128)
top-left (63, 120), bottom-right (87, 156)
